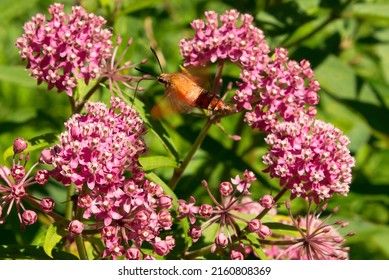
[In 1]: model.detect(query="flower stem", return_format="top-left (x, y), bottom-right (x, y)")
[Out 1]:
top-left (74, 233), bottom-right (89, 260)
top-left (74, 77), bottom-right (107, 113)
top-left (168, 118), bottom-right (213, 190)
top-left (256, 187), bottom-right (288, 221)
top-left (74, 197), bottom-right (88, 260)
top-left (183, 244), bottom-right (213, 259)
top-left (23, 196), bottom-right (65, 222)
top-left (65, 185), bottom-right (74, 221)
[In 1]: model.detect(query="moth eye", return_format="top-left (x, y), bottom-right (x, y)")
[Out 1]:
top-left (157, 76), bottom-right (167, 85)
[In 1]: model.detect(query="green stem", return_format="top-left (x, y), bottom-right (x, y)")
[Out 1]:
top-left (168, 119), bottom-right (213, 190)
top-left (65, 185), bottom-right (74, 221)
top-left (256, 187), bottom-right (288, 221)
top-left (74, 197), bottom-right (89, 260)
top-left (23, 196), bottom-right (65, 222)
top-left (75, 233), bottom-right (89, 260)
top-left (183, 244), bottom-right (213, 260)
top-left (74, 77), bottom-right (107, 114)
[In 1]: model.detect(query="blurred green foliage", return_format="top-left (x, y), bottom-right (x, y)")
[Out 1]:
top-left (1, 0), bottom-right (389, 259)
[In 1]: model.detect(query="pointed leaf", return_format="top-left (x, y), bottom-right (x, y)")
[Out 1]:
top-left (244, 233), bottom-right (268, 260)
top-left (44, 221), bottom-right (68, 258)
top-left (139, 156), bottom-right (178, 171)
top-left (0, 245), bottom-right (78, 260)
top-left (352, 4), bottom-right (389, 21)
top-left (315, 55), bottom-right (356, 99)
top-left (0, 65), bottom-right (38, 88)
top-left (3, 133), bottom-right (58, 161)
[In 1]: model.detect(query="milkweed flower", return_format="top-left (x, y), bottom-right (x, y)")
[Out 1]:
top-left (49, 97), bottom-right (174, 259)
top-left (177, 170), bottom-right (267, 259)
top-left (262, 115), bottom-right (355, 202)
top-left (15, 3), bottom-right (112, 96)
top-left (100, 35), bottom-right (148, 98)
top-left (265, 201), bottom-right (354, 260)
top-left (50, 96), bottom-right (147, 191)
top-left (0, 138), bottom-right (51, 229)
top-left (179, 10), bottom-right (319, 132)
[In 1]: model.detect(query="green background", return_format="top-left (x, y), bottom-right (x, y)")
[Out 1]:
top-left (1, 0), bottom-right (389, 259)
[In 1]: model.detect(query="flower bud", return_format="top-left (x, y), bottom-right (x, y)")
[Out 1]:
top-left (219, 181), bottom-right (233, 196)
top-left (153, 239), bottom-right (169, 256)
top-left (40, 198), bottom-right (55, 213)
top-left (188, 226), bottom-right (202, 242)
top-left (125, 248), bottom-right (140, 260)
top-left (230, 249), bottom-right (244, 260)
top-left (248, 218), bottom-right (262, 232)
top-left (70, 125), bottom-right (82, 140)
top-left (258, 224), bottom-right (272, 239)
top-left (13, 138), bottom-right (28, 154)
top-left (22, 210), bottom-right (38, 225)
top-left (68, 220), bottom-right (84, 234)
top-left (215, 232), bottom-right (228, 248)
top-left (259, 194), bottom-right (275, 209)
top-left (199, 204), bottom-right (213, 218)
top-left (158, 195), bottom-right (173, 208)
top-left (39, 148), bottom-right (53, 164)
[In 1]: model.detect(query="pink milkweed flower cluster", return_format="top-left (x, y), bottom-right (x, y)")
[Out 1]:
top-left (178, 170), bottom-right (270, 259)
top-left (179, 9), bottom-right (354, 204)
top-left (264, 201), bottom-right (354, 260)
top-left (0, 138), bottom-right (51, 229)
top-left (15, 3), bottom-right (112, 96)
top-left (262, 115), bottom-right (355, 202)
top-left (48, 97), bottom-right (174, 259)
top-left (179, 10), bottom-right (319, 133)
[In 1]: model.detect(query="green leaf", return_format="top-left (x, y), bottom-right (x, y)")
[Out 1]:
top-left (0, 65), bottom-right (38, 88)
top-left (2, 133), bottom-right (58, 161)
top-left (352, 4), bottom-right (389, 21)
top-left (341, 100), bottom-right (389, 135)
top-left (119, 0), bottom-right (163, 15)
top-left (0, 0), bottom-right (38, 23)
top-left (282, 16), bottom-right (329, 46)
top-left (44, 221), bottom-right (68, 258)
top-left (132, 97), bottom-right (180, 162)
top-left (0, 245), bottom-right (78, 260)
top-left (245, 233), bottom-right (268, 260)
top-left (147, 119), bottom-right (180, 162)
top-left (139, 155), bottom-right (178, 171)
top-left (263, 222), bottom-right (302, 237)
top-left (315, 55), bottom-right (356, 99)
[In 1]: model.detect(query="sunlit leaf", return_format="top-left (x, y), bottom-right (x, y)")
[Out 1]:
top-left (2, 133), bottom-right (58, 161)
top-left (43, 221), bottom-right (68, 258)
top-left (139, 155), bottom-right (178, 171)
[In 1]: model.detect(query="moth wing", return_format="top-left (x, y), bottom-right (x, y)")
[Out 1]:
top-left (151, 88), bottom-right (193, 119)
top-left (179, 65), bottom-right (211, 90)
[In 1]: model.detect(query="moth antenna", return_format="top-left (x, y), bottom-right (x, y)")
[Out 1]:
top-left (131, 79), bottom-right (141, 107)
top-left (150, 47), bottom-right (163, 73)
top-left (135, 67), bottom-right (155, 77)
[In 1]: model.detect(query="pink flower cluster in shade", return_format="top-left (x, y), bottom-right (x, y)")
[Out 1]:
top-left (49, 97), bottom-right (174, 259)
top-left (264, 202), bottom-right (352, 260)
top-left (0, 138), bottom-right (52, 229)
top-left (262, 115), bottom-right (355, 202)
top-left (15, 3), bottom-right (112, 96)
top-left (177, 170), bottom-right (273, 259)
top-left (179, 9), bottom-right (319, 133)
